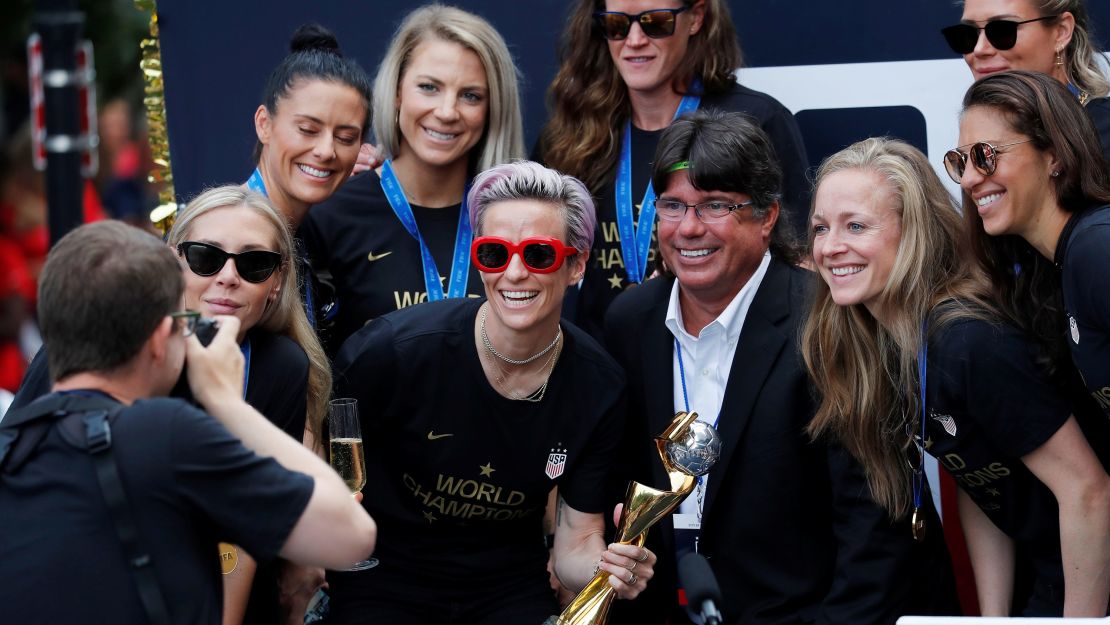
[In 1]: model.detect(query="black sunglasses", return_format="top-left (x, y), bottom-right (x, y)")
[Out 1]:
top-left (942, 139), bottom-right (1033, 183)
top-left (593, 6), bottom-right (689, 40)
top-left (940, 15), bottom-right (1058, 54)
top-left (177, 241), bottom-right (282, 283)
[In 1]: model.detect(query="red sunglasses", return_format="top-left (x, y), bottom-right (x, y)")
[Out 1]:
top-left (471, 236), bottom-right (579, 274)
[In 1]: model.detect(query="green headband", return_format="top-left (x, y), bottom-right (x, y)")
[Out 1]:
top-left (665, 160), bottom-right (690, 173)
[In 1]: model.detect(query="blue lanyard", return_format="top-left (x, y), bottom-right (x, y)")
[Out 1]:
top-left (246, 168), bottom-right (267, 194)
top-left (240, 337), bottom-right (252, 400)
top-left (913, 324), bottom-right (928, 514)
top-left (244, 169), bottom-right (316, 326)
top-left (379, 160), bottom-right (472, 301)
top-left (616, 80), bottom-right (702, 284)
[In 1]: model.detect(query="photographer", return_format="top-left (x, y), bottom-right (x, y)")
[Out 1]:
top-left (0, 221), bottom-right (375, 625)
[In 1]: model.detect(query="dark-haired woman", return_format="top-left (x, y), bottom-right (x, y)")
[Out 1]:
top-left (954, 71), bottom-right (1110, 453)
top-left (804, 136), bottom-right (1110, 616)
top-left (303, 6), bottom-right (524, 355)
top-left (939, 0), bottom-right (1110, 161)
top-left (234, 23), bottom-right (370, 625)
top-left (536, 0), bottom-right (810, 340)
top-left (246, 23), bottom-right (371, 340)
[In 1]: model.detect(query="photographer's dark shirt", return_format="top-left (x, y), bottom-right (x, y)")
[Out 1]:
top-left (0, 395), bottom-right (313, 625)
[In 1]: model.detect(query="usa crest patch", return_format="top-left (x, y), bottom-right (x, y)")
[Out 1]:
top-left (546, 446), bottom-right (568, 479)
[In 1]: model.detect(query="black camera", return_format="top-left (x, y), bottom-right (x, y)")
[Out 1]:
top-left (195, 317), bottom-right (219, 347)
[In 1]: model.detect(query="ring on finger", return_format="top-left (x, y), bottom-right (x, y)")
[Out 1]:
top-left (627, 571), bottom-right (637, 585)
top-left (637, 551), bottom-right (649, 563)
top-left (628, 561), bottom-right (637, 573)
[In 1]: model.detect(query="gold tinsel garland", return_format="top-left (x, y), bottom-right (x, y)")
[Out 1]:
top-left (134, 0), bottom-right (178, 234)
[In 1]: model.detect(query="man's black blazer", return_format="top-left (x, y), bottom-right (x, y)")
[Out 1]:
top-left (603, 258), bottom-right (958, 625)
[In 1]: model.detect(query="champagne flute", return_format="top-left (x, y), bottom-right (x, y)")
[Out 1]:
top-left (328, 398), bottom-right (377, 571)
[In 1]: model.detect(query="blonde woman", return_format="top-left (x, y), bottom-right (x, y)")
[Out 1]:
top-left (803, 138), bottom-right (1110, 616)
top-left (303, 5), bottom-right (525, 354)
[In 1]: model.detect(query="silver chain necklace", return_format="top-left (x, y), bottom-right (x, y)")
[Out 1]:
top-left (480, 305), bottom-right (562, 366)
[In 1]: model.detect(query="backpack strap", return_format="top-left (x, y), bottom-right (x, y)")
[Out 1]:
top-left (0, 393), bottom-right (172, 625)
top-left (82, 409), bottom-right (172, 625)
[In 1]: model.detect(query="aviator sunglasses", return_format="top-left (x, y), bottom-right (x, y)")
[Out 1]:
top-left (940, 15), bottom-right (1058, 55)
top-left (177, 241), bottom-right (283, 283)
top-left (471, 237), bottom-right (579, 274)
top-left (594, 6), bottom-right (689, 40)
top-left (942, 139), bottom-right (1033, 183)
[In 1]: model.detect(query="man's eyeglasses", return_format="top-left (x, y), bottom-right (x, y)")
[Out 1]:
top-left (942, 139), bottom-right (1033, 183)
top-left (654, 198), bottom-right (756, 223)
top-left (594, 7), bottom-right (689, 40)
top-left (471, 237), bottom-right (579, 274)
top-left (941, 15), bottom-right (1058, 55)
top-left (177, 241), bottom-right (282, 284)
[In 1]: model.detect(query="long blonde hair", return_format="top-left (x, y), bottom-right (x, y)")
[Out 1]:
top-left (168, 185), bottom-right (332, 443)
top-left (801, 138), bottom-right (995, 517)
top-left (1036, 0), bottom-right (1110, 97)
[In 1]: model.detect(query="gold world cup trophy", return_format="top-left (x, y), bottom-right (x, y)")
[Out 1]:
top-left (544, 411), bottom-right (721, 625)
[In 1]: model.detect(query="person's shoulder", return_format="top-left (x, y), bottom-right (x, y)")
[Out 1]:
top-left (608, 274), bottom-right (672, 320)
top-left (931, 314), bottom-right (1017, 359)
top-left (307, 170), bottom-right (386, 218)
top-left (121, 396), bottom-right (210, 430)
top-left (1068, 205), bottom-right (1110, 258)
top-left (342, 298), bottom-right (479, 359)
top-left (706, 79), bottom-right (793, 120)
top-left (563, 318), bottom-right (626, 383)
top-left (248, 330), bottom-right (308, 370)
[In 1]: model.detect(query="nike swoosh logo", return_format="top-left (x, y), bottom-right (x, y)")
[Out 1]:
top-left (427, 431), bottom-right (454, 440)
top-left (367, 251), bottom-right (393, 262)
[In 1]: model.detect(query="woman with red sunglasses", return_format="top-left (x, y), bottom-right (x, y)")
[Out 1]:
top-left (327, 161), bottom-right (650, 624)
top-left (940, 0), bottom-right (1110, 162)
top-left (536, 0), bottom-right (810, 341)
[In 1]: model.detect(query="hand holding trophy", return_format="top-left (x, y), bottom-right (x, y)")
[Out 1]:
top-left (545, 411), bottom-right (721, 625)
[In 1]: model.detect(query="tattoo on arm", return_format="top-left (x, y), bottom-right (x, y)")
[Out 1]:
top-left (557, 495), bottom-right (566, 528)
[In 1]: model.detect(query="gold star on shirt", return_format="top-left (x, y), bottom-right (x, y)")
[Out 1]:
top-left (608, 273), bottom-right (623, 289)
top-left (924, 436), bottom-right (934, 451)
top-left (479, 462), bottom-right (496, 477)
top-left (423, 511), bottom-right (437, 523)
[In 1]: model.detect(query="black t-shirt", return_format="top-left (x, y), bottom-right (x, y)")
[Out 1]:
top-left (9, 329), bottom-right (309, 442)
top-left (925, 317), bottom-right (1071, 598)
top-left (1058, 204), bottom-right (1110, 419)
top-left (575, 81), bottom-right (811, 340)
top-left (301, 170), bottom-right (486, 356)
top-left (1087, 97), bottom-right (1110, 167)
top-left (330, 298), bottom-right (625, 597)
top-left (0, 395), bottom-right (314, 625)
top-left (7, 332), bottom-right (308, 625)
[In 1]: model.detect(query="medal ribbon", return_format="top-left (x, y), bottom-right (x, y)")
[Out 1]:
top-left (380, 160), bottom-right (472, 301)
top-left (243, 168), bottom-right (316, 326)
top-left (240, 337), bottom-right (251, 400)
top-left (616, 79), bottom-right (702, 284)
top-left (913, 323), bottom-right (928, 515)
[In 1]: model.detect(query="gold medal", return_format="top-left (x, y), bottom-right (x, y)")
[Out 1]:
top-left (218, 542), bottom-right (238, 575)
top-left (911, 507), bottom-right (926, 542)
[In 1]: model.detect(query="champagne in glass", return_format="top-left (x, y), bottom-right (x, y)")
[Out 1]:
top-left (328, 398), bottom-right (377, 571)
